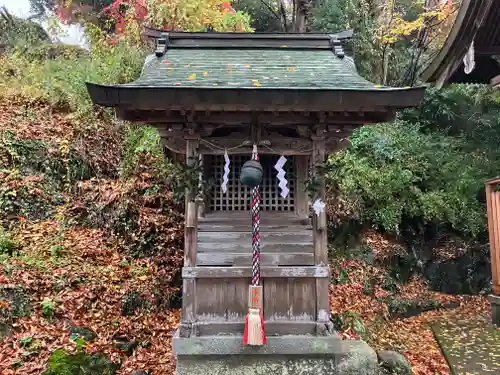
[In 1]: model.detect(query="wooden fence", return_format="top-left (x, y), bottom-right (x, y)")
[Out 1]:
top-left (485, 178), bottom-right (500, 295)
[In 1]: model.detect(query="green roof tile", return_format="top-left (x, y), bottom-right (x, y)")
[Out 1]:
top-left (123, 49), bottom-right (384, 90)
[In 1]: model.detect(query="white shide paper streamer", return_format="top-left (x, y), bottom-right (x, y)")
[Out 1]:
top-left (222, 150), bottom-right (230, 194)
top-left (274, 155), bottom-right (289, 198)
top-left (312, 199), bottom-right (325, 217)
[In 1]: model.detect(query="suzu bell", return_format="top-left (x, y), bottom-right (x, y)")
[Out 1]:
top-left (239, 159), bottom-right (263, 188)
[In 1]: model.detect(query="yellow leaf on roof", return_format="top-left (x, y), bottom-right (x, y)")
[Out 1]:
top-left (188, 73), bottom-right (197, 80)
top-left (203, 72), bottom-right (209, 76)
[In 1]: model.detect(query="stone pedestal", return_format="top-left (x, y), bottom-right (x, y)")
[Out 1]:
top-left (489, 294), bottom-right (500, 326)
top-left (173, 331), bottom-right (378, 375)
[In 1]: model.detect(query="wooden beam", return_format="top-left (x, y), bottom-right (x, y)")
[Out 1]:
top-left (194, 321), bottom-right (317, 336)
top-left (118, 109), bottom-right (391, 126)
top-left (196, 252), bottom-right (314, 266)
top-left (182, 266), bottom-right (330, 279)
top-left (491, 74), bottom-right (500, 88)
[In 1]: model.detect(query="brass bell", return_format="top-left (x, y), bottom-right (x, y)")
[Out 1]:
top-left (239, 159), bottom-right (263, 188)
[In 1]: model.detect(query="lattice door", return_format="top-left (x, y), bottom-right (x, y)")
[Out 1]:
top-left (210, 154), bottom-right (296, 212)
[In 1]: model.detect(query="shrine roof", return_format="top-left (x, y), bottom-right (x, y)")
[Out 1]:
top-left (86, 31), bottom-right (425, 113)
top-left (421, 0), bottom-right (500, 86)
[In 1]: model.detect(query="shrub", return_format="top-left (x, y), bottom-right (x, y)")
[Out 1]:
top-left (327, 119), bottom-right (488, 237)
top-left (0, 36), bottom-right (144, 119)
top-left (42, 348), bottom-right (120, 375)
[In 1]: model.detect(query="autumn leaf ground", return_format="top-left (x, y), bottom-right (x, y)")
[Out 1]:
top-left (0, 220), bottom-right (181, 374)
top-left (330, 230), bottom-right (492, 375)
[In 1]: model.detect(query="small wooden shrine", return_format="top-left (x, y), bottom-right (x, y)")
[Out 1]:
top-left (87, 31), bottom-right (425, 374)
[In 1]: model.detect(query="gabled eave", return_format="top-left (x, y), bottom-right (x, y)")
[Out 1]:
top-left (421, 0), bottom-right (494, 86)
top-left (86, 82), bottom-right (426, 114)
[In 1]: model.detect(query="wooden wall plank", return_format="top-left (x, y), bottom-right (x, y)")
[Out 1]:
top-left (225, 278), bottom-right (249, 321)
top-left (289, 278), bottom-right (316, 321)
top-left (195, 278), bottom-right (229, 321)
top-left (196, 252), bottom-right (314, 266)
top-left (195, 278), bottom-right (251, 321)
top-left (263, 278), bottom-right (290, 321)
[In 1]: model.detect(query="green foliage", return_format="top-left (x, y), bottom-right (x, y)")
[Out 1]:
top-left (40, 297), bottom-right (58, 319)
top-left (328, 119), bottom-right (487, 237)
top-left (331, 310), bottom-right (366, 336)
top-left (0, 35), bottom-right (144, 119)
top-left (232, 0), bottom-right (283, 31)
top-left (311, 0), bottom-right (345, 33)
top-left (42, 348), bottom-right (120, 375)
top-left (0, 230), bottom-right (17, 255)
top-left (120, 126), bottom-right (167, 180)
top-left (311, 0), bottom-right (451, 85)
top-left (0, 8), bottom-right (50, 53)
top-left (1, 132), bottom-right (90, 186)
top-left (23, 43), bottom-right (89, 61)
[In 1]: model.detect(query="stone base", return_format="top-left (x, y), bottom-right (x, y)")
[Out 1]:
top-left (173, 330), bottom-right (378, 375)
top-left (489, 294), bottom-right (500, 326)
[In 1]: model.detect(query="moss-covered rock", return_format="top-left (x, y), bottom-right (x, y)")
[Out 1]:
top-left (42, 348), bottom-right (120, 375)
top-left (68, 325), bottom-right (97, 342)
top-left (0, 285), bottom-right (31, 337)
top-left (377, 350), bottom-right (412, 375)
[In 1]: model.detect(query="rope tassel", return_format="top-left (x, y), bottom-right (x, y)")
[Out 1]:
top-left (243, 146), bottom-right (266, 346)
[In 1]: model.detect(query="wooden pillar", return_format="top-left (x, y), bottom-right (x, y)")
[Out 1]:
top-left (180, 136), bottom-right (199, 337)
top-left (311, 132), bottom-right (331, 334)
top-left (196, 153), bottom-right (205, 218)
top-left (295, 155), bottom-right (310, 219)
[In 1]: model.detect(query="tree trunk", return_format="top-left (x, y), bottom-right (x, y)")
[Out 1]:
top-left (294, 0), bottom-right (313, 32)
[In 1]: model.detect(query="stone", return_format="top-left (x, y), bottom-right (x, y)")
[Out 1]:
top-left (132, 371), bottom-right (151, 375)
top-left (112, 334), bottom-right (139, 356)
top-left (377, 350), bottom-right (412, 375)
top-left (0, 285), bottom-right (31, 337)
top-left (173, 332), bottom-right (378, 375)
top-left (69, 325), bottom-right (97, 342)
top-left (121, 291), bottom-right (150, 316)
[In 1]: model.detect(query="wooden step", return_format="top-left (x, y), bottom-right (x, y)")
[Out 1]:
top-left (198, 223), bottom-right (312, 232)
top-left (199, 213), bottom-right (310, 226)
top-left (196, 252), bottom-right (314, 266)
top-left (197, 231), bottom-right (312, 244)
top-left (197, 242), bottom-right (313, 253)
